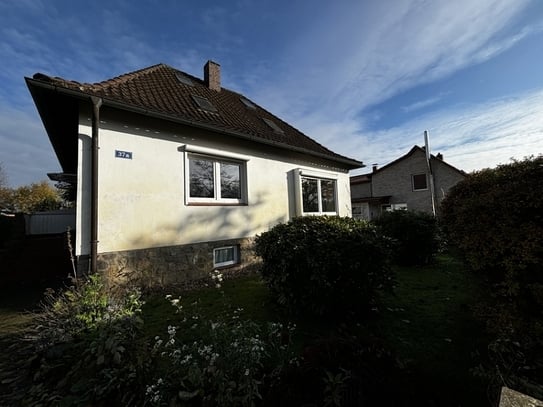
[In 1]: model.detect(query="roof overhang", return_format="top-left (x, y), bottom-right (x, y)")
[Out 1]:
top-left (352, 196), bottom-right (391, 204)
top-left (25, 77), bottom-right (364, 171)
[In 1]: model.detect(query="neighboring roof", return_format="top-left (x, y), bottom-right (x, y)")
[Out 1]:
top-left (350, 174), bottom-right (372, 184)
top-left (26, 63), bottom-right (362, 169)
top-left (352, 145), bottom-right (465, 178)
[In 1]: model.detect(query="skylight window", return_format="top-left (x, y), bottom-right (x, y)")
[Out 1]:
top-left (175, 72), bottom-right (194, 86)
top-left (262, 118), bottom-right (284, 134)
top-left (191, 95), bottom-right (218, 112)
top-left (240, 97), bottom-right (256, 109)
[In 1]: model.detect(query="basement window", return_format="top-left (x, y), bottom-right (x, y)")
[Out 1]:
top-left (191, 95), bottom-right (217, 112)
top-left (213, 246), bottom-right (239, 268)
top-left (262, 118), bottom-right (284, 134)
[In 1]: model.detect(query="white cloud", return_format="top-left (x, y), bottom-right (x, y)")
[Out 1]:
top-left (401, 96), bottom-right (443, 113)
top-left (250, 0), bottom-right (533, 121)
top-left (346, 88), bottom-right (543, 174)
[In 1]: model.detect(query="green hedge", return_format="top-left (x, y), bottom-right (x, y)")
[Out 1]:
top-left (373, 210), bottom-right (439, 266)
top-left (440, 156), bottom-right (543, 398)
top-left (254, 216), bottom-right (394, 318)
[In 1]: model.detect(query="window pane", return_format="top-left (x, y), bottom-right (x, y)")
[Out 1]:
top-left (220, 162), bottom-right (241, 199)
top-left (321, 180), bottom-right (336, 212)
top-left (215, 247), bottom-right (234, 263)
top-left (302, 177), bottom-right (319, 212)
top-left (412, 174), bottom-right (427, 190)
top-left (189, 158), bottom-right (214, 198)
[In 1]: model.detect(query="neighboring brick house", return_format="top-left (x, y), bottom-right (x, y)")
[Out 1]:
top-left (351, 145), bottom-right (465, 220)
top-left (26, 61), bottom-right (362, 286)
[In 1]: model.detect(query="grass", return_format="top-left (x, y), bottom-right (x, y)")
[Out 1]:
top-left (141, 254), bottom-right (489, 405)
top-left (0, 255), bottom-right (490, 405)
top-left (376, 254), bottom-right (488, 404)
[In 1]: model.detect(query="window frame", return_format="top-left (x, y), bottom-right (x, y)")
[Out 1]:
top-left (184, 152), bottom-right (248, 206)
top-left (213, 246), bottom-right (239, 268)
top-left (412, 173), bottom-right (428, 191)
top-left (295, 169), bottom-right (338, 216)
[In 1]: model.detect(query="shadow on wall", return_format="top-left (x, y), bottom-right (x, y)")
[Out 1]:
top-left (98, 190), bottom-right (286, 289)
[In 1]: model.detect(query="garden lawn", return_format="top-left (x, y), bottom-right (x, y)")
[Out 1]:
top-left (143, 254), bottom-right (488, 406)
top-left (376, 254), bottom-right (488, 405)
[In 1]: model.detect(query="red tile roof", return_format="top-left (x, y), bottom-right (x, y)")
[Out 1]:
top-left (30, 63), bottom-right (362, 168)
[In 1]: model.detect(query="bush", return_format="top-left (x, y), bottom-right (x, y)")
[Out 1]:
top-left (2, 274), bottom-right (150, 406)
top-left (147, 296), bottom-right (296, 407)
top-left (440, 156), bottom-right (543, 281)
top-left (440, 156), bottom-right (543, 398)
top-left (373, 210), bottom-right (439, 266)
top-left (254, 216), bottom-right (394, 318)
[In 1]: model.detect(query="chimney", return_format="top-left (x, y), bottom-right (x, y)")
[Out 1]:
top-left (372, 164), bottom-right (378, 173)
top-left (436, 153), bottom-right (443, 160)
top-left (204, 60), bottom-right (221, 92)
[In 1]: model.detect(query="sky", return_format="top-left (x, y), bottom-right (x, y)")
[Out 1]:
top-left (1, 0), bottom-right (542, 186)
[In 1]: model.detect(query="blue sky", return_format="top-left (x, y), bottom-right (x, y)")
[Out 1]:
top-left (1, 0), bottom-right (543, 186)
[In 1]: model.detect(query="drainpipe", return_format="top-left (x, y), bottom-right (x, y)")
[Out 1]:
top-left (90, 96), bottom-right (102, 274)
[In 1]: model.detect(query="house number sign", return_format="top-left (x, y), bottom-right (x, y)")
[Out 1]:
top-left (115, 150), bottom-right (133, 159)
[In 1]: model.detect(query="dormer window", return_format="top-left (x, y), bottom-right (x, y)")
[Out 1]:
top-left (175, 72), bottom-right (194, 86)
top-left (262, 118), bottom-right (284, 134)
top-left (191, 95), bottom-right (217, 112)
top-left (240, 97), bottom-right (256, 109)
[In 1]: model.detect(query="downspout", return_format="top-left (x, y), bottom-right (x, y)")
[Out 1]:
top-left (90, 96), bottom-right (102, 274)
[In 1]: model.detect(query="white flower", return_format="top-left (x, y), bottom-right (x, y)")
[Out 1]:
top-left (244, 368), bottom-right (250, 376)
top-left (165, 294), bottom-right (172, 300)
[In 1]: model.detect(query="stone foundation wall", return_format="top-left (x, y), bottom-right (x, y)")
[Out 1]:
top-left (95, 237), bottom-right (260, 290)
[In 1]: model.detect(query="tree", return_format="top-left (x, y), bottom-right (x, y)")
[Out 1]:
top-left (0, 162), bottom-right (7, 190)
top-left (1, 181), bottom-right (62, 213)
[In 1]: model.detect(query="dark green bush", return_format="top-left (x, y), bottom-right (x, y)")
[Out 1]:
top-left (2, 275), bottom-right (151, 406)
top-left (440, 156), bottom-right (543, 398)
top-left (440, 156), bottom-right (542, 281)
top-left (373, 210), bottom-right (439, 266)
top-left (254, 216), bottom-right (394, 318)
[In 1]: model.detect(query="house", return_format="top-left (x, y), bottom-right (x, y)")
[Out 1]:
top-left (26, 61), bottom-right (362, 286)
top-left (350, 145), bottom-right (465, 220)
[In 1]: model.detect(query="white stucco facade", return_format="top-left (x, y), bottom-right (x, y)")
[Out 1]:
top-left (75, 109), bottom-right (352, 257)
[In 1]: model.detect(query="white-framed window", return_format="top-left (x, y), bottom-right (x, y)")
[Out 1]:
top-left (185, 153), bottom-right (247, 205)
top-left (213, 246), bottom-right (239, 268)
top-left (297, 170), bottom-right (337, 215)
top-left (381, 203), bottom-right (407, 213)
top-left (412, 173), bottom-right (428, 191)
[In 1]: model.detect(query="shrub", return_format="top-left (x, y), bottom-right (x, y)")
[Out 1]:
top-left (440, 156), bottom-right (543, 398)
top-left (147, 297), bottom-right (296, 407)
top-left (254, 216), bottom-right (394, 318)
top-left (3, 274), bottom-right (150, 406)
top-left (373, 210), bottom-right (439, 266)
top-left (440, 156), bottom-right (543, 281)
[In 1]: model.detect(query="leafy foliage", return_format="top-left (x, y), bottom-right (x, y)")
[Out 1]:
top-left (440, 156), bottom-right (543, 398)
top-left (3, 274), bottom-right (150, 406)
top-left (373, 210), bottom-right (440, 266)
top-left (147, 296), bottom-right (296, 407)
top-left (0, 180), bottom-right (63, 213)
top-left (254, 216), bottom-right (394, 318)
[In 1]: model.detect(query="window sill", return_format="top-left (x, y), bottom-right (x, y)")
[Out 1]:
top-left (186, 202), bottom-right (248, 207)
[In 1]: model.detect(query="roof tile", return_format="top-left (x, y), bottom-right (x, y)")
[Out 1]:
top-left (32, 63), bottom-right (361, 167)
